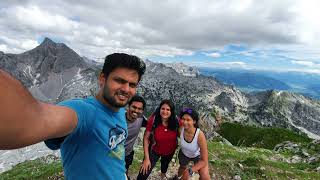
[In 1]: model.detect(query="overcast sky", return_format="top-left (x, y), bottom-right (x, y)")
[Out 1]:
top-left (1, 0), bottom-right (320, 73)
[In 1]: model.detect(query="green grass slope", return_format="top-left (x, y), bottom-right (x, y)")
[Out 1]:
top-left (217, 122), bottom-right (312, 149)
top-left (1, 124), bottom-right (318, 179)
top-left (1, 140), bottom-right (319, 180)
top-left (0, 156), bottom-right (63, 180)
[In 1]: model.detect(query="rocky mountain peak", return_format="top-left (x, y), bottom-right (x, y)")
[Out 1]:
top-left (144, 59), bottom-right (153, 66)
top-left (28, 37), bottom-right (61, 55)
top-left (0, 38), bottom-right (98, 101)
top-left (35, 37), bottom-right (70, 52)
top-left (165, 62), bottom-right (199, 77)
top-left (248, 89), bottom-right (320, 139)
top-left (40, 37), bottom-right (56, 46)
top-left (17, 38), bottom-right (87, 77)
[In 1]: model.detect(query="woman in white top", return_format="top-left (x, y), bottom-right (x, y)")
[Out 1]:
top-left (177, 108), bottom-right (210, 180)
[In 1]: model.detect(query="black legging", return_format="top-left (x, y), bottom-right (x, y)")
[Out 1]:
top-left (137, 150), bottom-right (175, 180)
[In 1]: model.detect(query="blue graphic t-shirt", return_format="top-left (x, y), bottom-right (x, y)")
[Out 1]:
top-left (45, 97), bottom-right (127, 180)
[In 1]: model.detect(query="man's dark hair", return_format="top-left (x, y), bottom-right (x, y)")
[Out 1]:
top-left (154, 99), bottom-right (178, 131)
top-left (128, 95), bottom-right (146, 110)
top-left (102, 53), bottom-right (146, 81)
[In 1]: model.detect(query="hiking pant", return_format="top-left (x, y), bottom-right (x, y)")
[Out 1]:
top-left (125, 150), bottom-right (135, 170)
top-left (137, 150), bottom-right (175, 180)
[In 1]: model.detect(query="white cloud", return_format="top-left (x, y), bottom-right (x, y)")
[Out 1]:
top-left (0, 44), bottom-right (8, 52)
top-left (283, 68), bottom-right (320, 74)
top-left (291, 60), bottom-right (314, 67)
top-left (0, 0), bottom-right (319, 64)
top-left (0, 36), bottom-right (39, 53)
top-left (21, 39), bottom-right (39, 50)
top-left (3, 5), bottom-right (79, 33)
top-left (224, 62), bottom-right (247, 66)
top-left (294, 0), bottom-right (320, 46)
top-left (205, 52), bottom-right (221, 58)
top-left (196, 61), bottom-right (248, 69)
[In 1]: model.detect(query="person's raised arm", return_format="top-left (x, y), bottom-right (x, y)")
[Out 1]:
top-left (0, 70), bottom-right (77, 149)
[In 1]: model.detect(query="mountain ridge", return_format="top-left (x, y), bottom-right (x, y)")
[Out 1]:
top-left (1, 38), bottom-right (319, 138)
top-left (199, 67), bottom-right (320, 99)
top-left (1, 37), bottom-right (320, 173)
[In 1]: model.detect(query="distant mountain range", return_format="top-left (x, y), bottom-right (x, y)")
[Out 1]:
top-left (200, 68), bottom-right (290, 90)
top-left (1, 37), bottom-right (320, 172)
top-left (199, 67), bottom-right (320, 99)
top-left (1, 38), bottom-right (319, 137)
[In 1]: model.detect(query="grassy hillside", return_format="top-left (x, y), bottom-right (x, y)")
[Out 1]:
top-left (208, 142), bottom-right (319, 179)
top-left (1, 124), bottom-right (317, 179)
top-left (0, 155), bottom-right (63, 180)
top-left (1, 140), bottom-right (319, 180)
top-left (217, 122), bottom-right (312, 149)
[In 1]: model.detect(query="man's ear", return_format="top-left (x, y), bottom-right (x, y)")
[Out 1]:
top-left (98, 72), bottom-right (106, 88)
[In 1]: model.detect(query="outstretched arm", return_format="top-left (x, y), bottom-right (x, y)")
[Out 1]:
top-left (0, 70), bottom-right (77, 149)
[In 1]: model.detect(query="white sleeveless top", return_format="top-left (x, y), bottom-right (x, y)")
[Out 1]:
top-left (180, 128), bottom-right (201, 158)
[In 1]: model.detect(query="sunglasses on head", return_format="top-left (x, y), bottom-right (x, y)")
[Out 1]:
top-left (182, 108), bottom-right (193, 114)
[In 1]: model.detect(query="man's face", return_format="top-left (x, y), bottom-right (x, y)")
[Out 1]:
top-left (127, 101), bottom-right (144, 121)
top-left (99, 67), bottom-right (139, 109)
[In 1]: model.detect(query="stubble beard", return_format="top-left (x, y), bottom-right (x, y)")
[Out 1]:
top-left (102, 85), bottom-right (130, 108)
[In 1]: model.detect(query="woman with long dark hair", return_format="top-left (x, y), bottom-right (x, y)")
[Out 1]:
top-left (137, 99), bottom-right (179, 180)
top-left (177, 108), bottom-right (210, 180)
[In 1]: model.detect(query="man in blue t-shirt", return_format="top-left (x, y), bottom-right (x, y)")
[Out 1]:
top-left (0, 53), bottom-right (146, 180)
